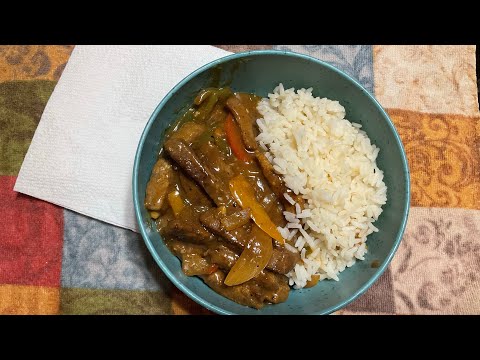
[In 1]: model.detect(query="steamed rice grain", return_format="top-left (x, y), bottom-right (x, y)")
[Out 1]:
top-left (256, 84), bottom-right (387, 289)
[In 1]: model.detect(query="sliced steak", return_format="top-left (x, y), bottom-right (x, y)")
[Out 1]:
top-left (196, 141), bottom-right (235, 179)
top-left (178, 170), bottom-right (213, 207)
top-left (145, 158), bottom-right (173, 211)
top-left (199, 207), bottom-right (248, 248)
top-left (200, 208), bottom-right (300, 274)
top-left (205, 244), bottom-right (239, 270)
top-left (255, 150), bottom-right (305, 213)
top-left (226, 95), bottom-right (258, 151)
top-left (164, 138), bottom-right (232, 206)
top-left (201, 269), bottom-right (289, 309)
top-left (168, 240), bottom-right (216, 276)
top-left (162, 207), bottom-right (214, 245)
top-left (255, 150), bottom-right (287, 198)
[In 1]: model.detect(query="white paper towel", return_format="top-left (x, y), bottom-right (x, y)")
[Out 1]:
top-left (14, 45), bottom-right (232, 232)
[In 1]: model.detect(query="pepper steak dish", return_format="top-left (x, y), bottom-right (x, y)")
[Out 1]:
top-left (145, 88), bottom-right (302, 309)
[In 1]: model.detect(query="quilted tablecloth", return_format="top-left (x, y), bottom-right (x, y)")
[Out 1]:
top-left (0, 45), bottom-right (478, 315)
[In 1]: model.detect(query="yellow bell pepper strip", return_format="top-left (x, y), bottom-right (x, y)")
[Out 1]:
top-left (304, 274), bottom-right (320, 288)
top-left (228, 175), bottom-right (285, 245)
top-left (167, 190), bottom-right (185, 217)
top-left (224, 224), bottom-right (273, 286)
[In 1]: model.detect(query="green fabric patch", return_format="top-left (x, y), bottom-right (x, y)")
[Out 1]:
top-left (0, 80), bottom-right (57, 175)
top-left (60, 288), bottom-right (173, 315)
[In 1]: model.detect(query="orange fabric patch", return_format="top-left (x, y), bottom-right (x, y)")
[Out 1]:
top-left (170, 287), bottom-right (213, 315)
top-left (0, 45), bottom-right (74, 82)
top-left (0, 284), bottom-right (59, 314)
top-left (388, 109), bottom-right (480, 209)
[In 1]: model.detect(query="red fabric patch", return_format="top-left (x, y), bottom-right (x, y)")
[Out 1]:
top-left (0, 176), bottom-right (63, 287)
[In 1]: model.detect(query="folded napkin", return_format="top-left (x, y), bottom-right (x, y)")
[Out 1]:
top-left (14, 45), bottom-right (232, 231)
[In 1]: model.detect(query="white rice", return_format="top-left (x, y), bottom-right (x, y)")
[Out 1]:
top-left (256, 83), bottom-right (387, 289)
top-left (283, 192), bottom-right (296, 205)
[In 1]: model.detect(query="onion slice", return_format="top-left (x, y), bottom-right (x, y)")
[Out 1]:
top-left (224, 225), bottom-right (273, 286)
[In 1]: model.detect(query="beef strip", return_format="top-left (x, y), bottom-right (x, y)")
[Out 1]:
top-left (196, 141), bottom-right (235, 179)
top-left (260, 192), bottom-right (286, 227)
top-left (235, 93), bottom-right (262, 115)
top-left (164, 138), bottom-right (233, 206)
top-left (169, 239), bottom-right (207, 256)
top-left (168, 240), bottom-right (215, 276)
top-left (220, 208), bottom-right (251, 231)
top-left (255, 150), bottom-right (305, 213)
top-left (145, 158), bottom-right (174, 211)
top-left (162, 219), bottom-right (213, 244)
top-left (161, 206), bottom-right (214, 245)
top-left (226, 95), bottom-right (258, 151)
top-left (199, 208), bottom-right (300, 274)
top-left (199, 207), bottom-right (249, 248)
top-left (178, 170), bottom-right (213, 207)
top-left (255, 150), bottom-right (287, 197)
top-left (266, 248), bottom-right (299, 276)
top-left (205, 244), bottom-right (239, 270)
top-left (201, 269), bottom-right (289, 309)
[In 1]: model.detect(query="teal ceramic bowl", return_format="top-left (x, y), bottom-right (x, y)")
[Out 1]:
top-left (133, 50), bottom-right (410, 315)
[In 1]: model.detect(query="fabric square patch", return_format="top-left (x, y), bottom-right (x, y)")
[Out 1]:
top-left (0, 284), bottom-right (59, 314)
top-left (374, 45), bottom-right (479, 116)
top-left (0, 80), bottom-right (57, 175)
top-left (391, 207), bottom-right (480, 314)
top-left (0, 45), bottom-right (74, 82)
top-left (0, 176), bottom-right (63, 287)
top-left (61, 209), bottom-right (171, 291)
top-left (389, 109), bottom-right (479, 209)
top-left (273, 45), bottom-right (375, 93)
top-left (60, 288), bottom-right (172, 315)
top-left (345, 268), bottom-right (396, 313)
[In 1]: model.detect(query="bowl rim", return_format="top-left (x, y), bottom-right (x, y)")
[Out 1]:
top-left (133, 49), bottom-right (411, 315)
